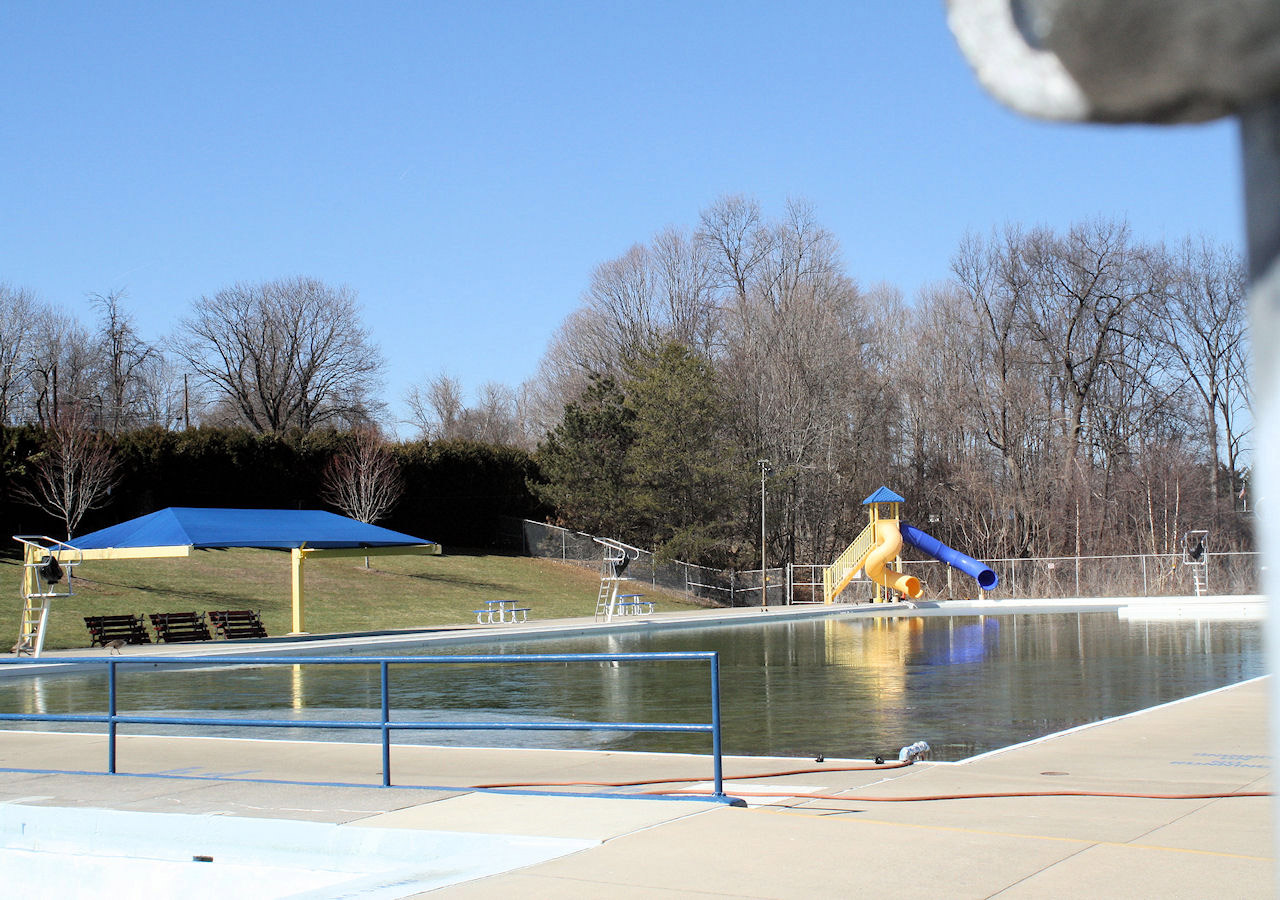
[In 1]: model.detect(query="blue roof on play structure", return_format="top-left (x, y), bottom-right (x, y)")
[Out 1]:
top-left (862, 486), bottom-right (905, 504)
top-left (70, 507), bottom-right (434, 551)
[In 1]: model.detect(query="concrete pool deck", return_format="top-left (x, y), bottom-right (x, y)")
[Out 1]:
top-left (0, 685), bottom-right (1272, 896)
top-left (0, 598), bottom-right (1271, 896)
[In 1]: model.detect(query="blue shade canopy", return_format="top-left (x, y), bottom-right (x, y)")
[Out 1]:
top-left (862, 486), bottom-right (906, 505)
top-left (71, 508), bottom-right (434, 551)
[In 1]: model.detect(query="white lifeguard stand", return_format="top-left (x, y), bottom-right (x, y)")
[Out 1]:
top-left (1183, 530), bottom-right (1209, 597)
top-left (593, 537), bottom-right (642, 622)
top-left (13, 536), bottom-right (82, 658)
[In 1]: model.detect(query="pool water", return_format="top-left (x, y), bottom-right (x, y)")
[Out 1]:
top-left (0, 613), bottom-right (1265, 761)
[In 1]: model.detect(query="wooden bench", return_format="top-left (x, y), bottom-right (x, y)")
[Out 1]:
top-left (84, 614), bottom-right (151, 647)
top-left (149, 612), bottom-right (212, 643)
top-left (208, 609), bottom-right (268, 639)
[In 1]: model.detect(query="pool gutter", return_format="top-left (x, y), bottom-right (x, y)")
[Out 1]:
top-left (3, 593), bottom-right (1264, 677)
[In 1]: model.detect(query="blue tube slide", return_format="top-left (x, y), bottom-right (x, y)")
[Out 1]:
top-left (899, 523), bottom-right (999, 591)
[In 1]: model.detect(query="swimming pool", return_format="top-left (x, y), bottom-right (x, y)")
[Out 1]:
top-left (0, 611), bottom-right (1263, 761)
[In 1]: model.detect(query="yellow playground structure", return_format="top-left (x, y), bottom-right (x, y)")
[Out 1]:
top-left (823, 487), bottom-right (998, 604)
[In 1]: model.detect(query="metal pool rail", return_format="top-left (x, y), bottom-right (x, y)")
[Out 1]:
top-left (0, 652), bottom-right (727, 796)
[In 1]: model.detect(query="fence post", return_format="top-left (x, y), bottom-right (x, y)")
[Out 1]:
top-left (710, 653), bottom-right (724, 797)
top-left (380, 661), bottom-right (391, 787)
top-left (107, 660), bottom-right (118, 775)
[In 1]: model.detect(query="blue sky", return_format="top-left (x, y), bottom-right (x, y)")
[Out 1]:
top-left (1, 3), bottom-right (1243, 433)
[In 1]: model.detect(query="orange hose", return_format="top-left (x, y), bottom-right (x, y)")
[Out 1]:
top-left (469, 760), bottom-right (913, 790)
top-left (648, 788), bottom-right (1273, 802)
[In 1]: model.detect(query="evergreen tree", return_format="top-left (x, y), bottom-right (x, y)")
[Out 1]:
top-left (624, 343), bottom-right (743, 566)
top-left (531, 376), bottom-right (637, 537)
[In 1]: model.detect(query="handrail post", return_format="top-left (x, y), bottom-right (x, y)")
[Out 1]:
top-left (380, 661), bottom-right (391, 787)
top-left (710, 653), bottom-right (724, 796)
top-left (107, 659), bottom-right (117, 774)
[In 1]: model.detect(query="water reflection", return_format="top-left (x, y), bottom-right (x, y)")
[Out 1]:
top-left (0, 613), bottom-right (1264, 761)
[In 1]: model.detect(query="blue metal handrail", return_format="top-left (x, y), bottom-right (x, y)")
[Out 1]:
top-left (0, 652), bottom-right (726, 795)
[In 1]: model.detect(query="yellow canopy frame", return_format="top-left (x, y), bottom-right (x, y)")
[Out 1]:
top-left (48, 542), bottom-right (442, 635)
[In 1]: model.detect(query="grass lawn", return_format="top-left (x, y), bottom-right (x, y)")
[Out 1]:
top-left (1, 548), bottom-right (704, 651)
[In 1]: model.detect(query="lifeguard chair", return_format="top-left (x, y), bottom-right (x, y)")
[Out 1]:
top-left (1183, 530), bottom-right (1209, 597)
top-left (13, 536), bottom-right (82, 657)
top-left (593, 537), bottom-right (643, 621)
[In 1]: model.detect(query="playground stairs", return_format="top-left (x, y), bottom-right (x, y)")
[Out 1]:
top-left (823, 521), bottom-right (876, 604)
top-left (13, 537), bottom-right (81, 658)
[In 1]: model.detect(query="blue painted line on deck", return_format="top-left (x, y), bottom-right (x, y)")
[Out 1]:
top-left (0, 764), bottom-right (742, 805)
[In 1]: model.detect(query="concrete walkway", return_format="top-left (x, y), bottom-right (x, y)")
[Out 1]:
top-left (0, 674), bottom-right (1271, 897)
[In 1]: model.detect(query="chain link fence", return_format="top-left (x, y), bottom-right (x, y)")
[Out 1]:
top-left (505, 518), bottom-right (772, 607)
top-left (504, 518), bottom-right (1261, 605)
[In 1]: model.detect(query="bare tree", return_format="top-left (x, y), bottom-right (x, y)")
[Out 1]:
top-left (947, 227), bottom-right (1052, 555)
top-left (697, 194), bottom-right (772, 307)
top-left (465, 382), bottom-right (521, 445)
top-left (172, 277), bottom-right (385, 434)
top-left (26, 306), bottom-right (101, 428)
top-left (1157, 238), bottom-right (1251, 511)
top-left (91, 289), bottom-right (154, 434)
top-left (1021, 219), bottom-right (1159, 483)
top-left (711, 197), bottom-right (885, 564)
top-left (20, 402), bottom-right (119, 539)
top-left (131, 352), bottom-right (187, 430)
top-left (404, 374), bottom-right (527, 447)
top-left (321, 428), bottom-right (404, 566)
top-left (405, 373), bottom-right (465, 439)
top-left (526, 222), bottom-right (723, 432)
top-left (0, 284), bottom-right (38, 424)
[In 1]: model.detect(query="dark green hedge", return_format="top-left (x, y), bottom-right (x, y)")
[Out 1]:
top-left (0, 426), bottom-right (545, 550)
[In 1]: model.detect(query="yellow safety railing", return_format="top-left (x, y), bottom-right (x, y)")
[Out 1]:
top-left (823, 520), bottom-right (876, 604)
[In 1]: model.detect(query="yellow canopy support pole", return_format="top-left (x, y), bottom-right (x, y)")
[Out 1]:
top-left (291, 547), bottom-right (306, 634)
top-left (287, 543), bottom-right (438, 633)
top-left (22, 541), bottom-right (39, 599)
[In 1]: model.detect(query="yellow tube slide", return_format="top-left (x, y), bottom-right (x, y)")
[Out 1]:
top-left (864, 521), bottom-right (923, 599)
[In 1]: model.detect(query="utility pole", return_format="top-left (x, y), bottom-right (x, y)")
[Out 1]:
top-left (759, 459), bottom-right (770, 608)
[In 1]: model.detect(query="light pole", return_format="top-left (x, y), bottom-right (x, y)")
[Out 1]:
top-left (758, 459), bottom-right (770, 608)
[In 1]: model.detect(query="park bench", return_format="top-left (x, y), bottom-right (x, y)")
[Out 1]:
top-left (83, 614), bottom-right (152, 647)
top-left (208, 609), bottom-right (268, 639)
top-left (149, 611), bottom-right (212, 643)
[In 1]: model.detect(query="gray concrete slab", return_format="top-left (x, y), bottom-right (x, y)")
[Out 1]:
top-left (996, 842), bottom-right (1273, 899)
top-left (354, 792), bottom-right (725, 841)
top-left (431, 806), bottom-right (1089, 900)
